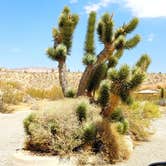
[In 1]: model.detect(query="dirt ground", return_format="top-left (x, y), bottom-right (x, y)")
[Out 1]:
top-left (0, 106), bottom-right (166, 166)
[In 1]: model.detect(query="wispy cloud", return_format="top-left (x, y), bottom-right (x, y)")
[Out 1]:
top-left (147, 33), bottom-right (155, 42)
top-left (69, 0), bottom-right (78, 4)
top-left (84, 0), bottom-right (116, 14)
top-left (84, 0), bottom-right (166, 18)
top-left (124, 0), bottom-right (166, 18)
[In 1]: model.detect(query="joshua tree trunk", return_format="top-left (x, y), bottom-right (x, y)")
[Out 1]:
top-left (101, 118), bottom-right (120, 161)
top-left (102, 94), bottom-right (119, 118)
top-left (77, 44), bottom-right (114, 96)
top-left (58, 60), bottom-right (67, 95)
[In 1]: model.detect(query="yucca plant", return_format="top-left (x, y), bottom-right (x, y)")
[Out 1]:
top-left (83, 123), bottom-right (97, 143)
top-left (47, 7), bottom-right (79, 95)
top-left (76, 102), bottom-right (87, 122)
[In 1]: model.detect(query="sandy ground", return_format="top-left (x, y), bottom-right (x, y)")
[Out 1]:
top-left (0, 107), bottom-right (166, 166)
top-left (114, 107), bottom-right (166, 166)
top-left (0, 110), bottom-right (31, 166)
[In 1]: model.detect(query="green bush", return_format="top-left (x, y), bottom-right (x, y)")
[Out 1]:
top-left (76, 102), bottom-right (87, 122)
top-left (83, 123), bottom-right (97, 143)
top-left (65, 88), bottom-right (76, 98)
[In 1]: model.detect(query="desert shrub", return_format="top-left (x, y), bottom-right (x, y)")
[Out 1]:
top-left (83, 123), bottom-right (97, 143)
top-left (0, 80), bottom-right (22, 90)
top-left (143, 102), bottom-right (160, 119)
top-left (23, 109), bottom-right (83, 154)
top-left (65, 88), bottom-right (76, 98)
top-left (124, 101), bottom-right (160, 141)
top-left (26, 86), bottom-right (63, 100)
top-left (76, 102), bottom-right (87, 122)
top-left (3, 89), bottom-right (24, 104)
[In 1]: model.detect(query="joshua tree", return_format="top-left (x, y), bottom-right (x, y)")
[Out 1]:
top-left (47, 7), bottom-right (79, 95)
top-left (97, 54), bottom-right (151, 161)
top-left (77, 12), bottom-right (141, 96)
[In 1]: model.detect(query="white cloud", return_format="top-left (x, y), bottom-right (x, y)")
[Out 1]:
top-left (70, 0), bottom-right (78, 4)
top-left (147, 33), bottom-right (155, 42)
top-left (124, 0), bottom-right (166, 18)
top-left (84, 0), bottom-right (166, 18)
top-left (84, 0), bottom-right (116, 14)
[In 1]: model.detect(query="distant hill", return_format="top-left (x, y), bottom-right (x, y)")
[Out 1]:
top-left (0, 67), bottom-right (165, 90)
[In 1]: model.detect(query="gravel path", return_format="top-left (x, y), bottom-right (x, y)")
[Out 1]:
top-left (0, 108), bottom-right (166, 166)
top-left (0, 111), bottom-right (31, 166)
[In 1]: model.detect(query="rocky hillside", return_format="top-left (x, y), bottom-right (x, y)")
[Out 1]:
top-left (0, 68), bottom-right (165, 90)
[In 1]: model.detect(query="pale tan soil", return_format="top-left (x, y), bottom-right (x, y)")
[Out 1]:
top-left (0, 104), bottom-right (166, 166)
top-left (0, 68), bottom-right (165, 90)
top-left (0, 110), bottom-right (31, 166)
top-left (113, 107), bottom-right (166, 166)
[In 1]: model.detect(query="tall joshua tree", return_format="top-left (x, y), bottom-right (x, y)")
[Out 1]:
top-left (98, 54), bottom-right (151, 160)
top-left (77, 13), bottom-right (140, 96)
top-left (47, 7), bottom-right (79, 95)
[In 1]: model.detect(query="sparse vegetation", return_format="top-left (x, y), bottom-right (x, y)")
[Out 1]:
top-left (65, 88), bottom-right (76, 98)
top-left (26, 86), bottom-right (63, 100)
top-left (124, 101), bottom-right (160, 141)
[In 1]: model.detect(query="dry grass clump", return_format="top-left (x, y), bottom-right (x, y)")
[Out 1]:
top-left (23, 98), bottom-right (101, 155)
top-left (124, 101), bottom-right (160, 141)
top-left (0, 80), bottom-right (22, 90)
top-left (24, 110), bottom-right (83, 154)
top-left (26, 86), bottom-right (64, 100)
top-left (0, 80), bottom-right (25, 105)
top-left (3, 89), bottom-right (25, 104)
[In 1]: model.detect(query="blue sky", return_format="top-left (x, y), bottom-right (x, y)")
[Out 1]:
top-left (0, 0), bottom-right (166, 72)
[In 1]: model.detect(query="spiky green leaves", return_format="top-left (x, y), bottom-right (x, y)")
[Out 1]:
top-left (136, 54), bottom-right (151, 71)
top-left (58, 6), bottom-right (79, 54)
top-left (98, 80), bottom-right (110, 108)
top-left (108, 56), bottom-right (118, 68)
top-left (114, 27), bottom-right (125, 39)
top-left (84, 12), bottom-right (96, 55)
top-left (46, 44), bottom-right (67, 61)
top-left (97, 13), bottom-right (114, 44)
top-left (83, 123), bottom-right (97, 142)
top-left (118, 64), bottom-right (130, 80)
top-left (123, 17), bottom-right (139, 34)
top-left (129, 68), bottom-right (145, 89)
top-left (125, 35), bottom-right (141, 49)
top-left (107, 62), bottom-right (148, 105)
top-left (82, 54), bottom-right (97, 66)
top-left (114, 35), bottom-right (126, 49)
top-left (76, 102), bottom-right (87, 122)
